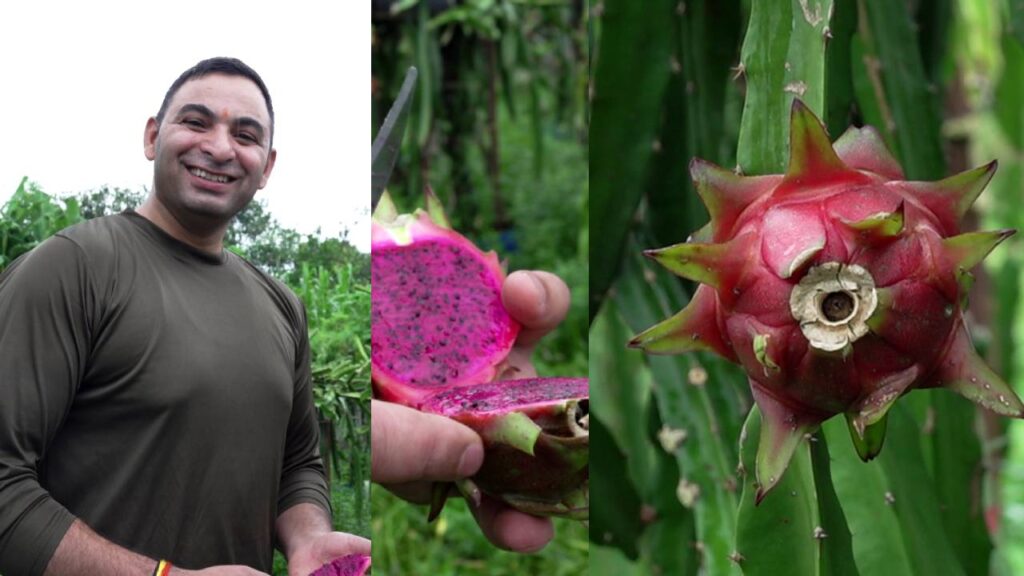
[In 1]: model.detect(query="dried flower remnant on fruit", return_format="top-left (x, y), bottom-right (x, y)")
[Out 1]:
top-left (790, 262), bottom-right (877, 352)
top-left (630, 99), bottom-right (1022, 502)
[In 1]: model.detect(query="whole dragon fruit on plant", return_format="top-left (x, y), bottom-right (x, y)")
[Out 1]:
top-left (630, 100), bottom-right (1022, 502)
top-left (371, 189), bottom-right (589, 520)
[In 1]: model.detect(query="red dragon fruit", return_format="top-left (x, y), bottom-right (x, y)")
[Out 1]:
top-left (371, 190), bottom-right (589, 520)
top-left (308, 554), bottom-right (371, 576)
top-left (630, 100), bottom-right (1022, 503)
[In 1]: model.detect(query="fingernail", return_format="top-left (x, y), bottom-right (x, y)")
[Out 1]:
top-left (458, 443), bottom-right (484, 477)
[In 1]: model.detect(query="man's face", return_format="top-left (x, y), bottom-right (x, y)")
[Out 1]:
top-left (144, 73), bottom-right (276, 230)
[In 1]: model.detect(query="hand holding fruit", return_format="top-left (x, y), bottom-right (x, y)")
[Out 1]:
top-left (370, 269), bottom-right (571, 552)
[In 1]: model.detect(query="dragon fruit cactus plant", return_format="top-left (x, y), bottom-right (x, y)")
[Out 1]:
top-left (371, 189), bottom-right (589, 520)
top-left (630, 99), bottom-right (1022, 503)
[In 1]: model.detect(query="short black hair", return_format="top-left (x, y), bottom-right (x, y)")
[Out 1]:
top-left (156, 57), bottom-right (275, 146)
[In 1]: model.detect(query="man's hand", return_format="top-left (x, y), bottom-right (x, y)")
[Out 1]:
top-left (371, 270), bottom-right (570, 553)
top-left (275, 503), bottom-right (371, 576)
top-left (282, 531), bottom-right (371, 576)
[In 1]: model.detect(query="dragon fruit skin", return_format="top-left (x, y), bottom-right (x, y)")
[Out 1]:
top-left (420, 377), bottom-right (589, 519)
top-left (630, 100), bottom-right (1023, 502)
top-left (308, 553), bottom-right (371, 576)
top-left (371, 189), bottom-right (521, 408)
top-left (371, 190), bottom-right (589, 520)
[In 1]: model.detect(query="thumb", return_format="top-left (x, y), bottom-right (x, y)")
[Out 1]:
top-left (370, 400), bottom-right (484, 484)
top-left (316, 532), bottom-right (372, 557)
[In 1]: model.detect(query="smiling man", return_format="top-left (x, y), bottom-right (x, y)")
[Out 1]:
top-left (0, 58), bottom-right (368, 576)
top-left (141, 70), bottom-right (276, 250)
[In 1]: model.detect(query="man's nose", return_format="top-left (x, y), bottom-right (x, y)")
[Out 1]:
top-left (200, 124), bottom-right (236, 162)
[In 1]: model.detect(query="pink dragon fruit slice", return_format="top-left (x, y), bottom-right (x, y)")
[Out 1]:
top-left (420, 377), bottom-right (589, 520)
top-left (308, 553), bottom-right (371, 576)
top-left (631, 99), bottom-right (1022, 502)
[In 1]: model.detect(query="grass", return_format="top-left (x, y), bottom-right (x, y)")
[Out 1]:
top-left (370, 487), bottom-right (589, 575)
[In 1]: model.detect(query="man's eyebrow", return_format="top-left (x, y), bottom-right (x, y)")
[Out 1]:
top-left (174, 103), bottom-right (215, 118)
top-left (233, 117), bottom-right (267, 142)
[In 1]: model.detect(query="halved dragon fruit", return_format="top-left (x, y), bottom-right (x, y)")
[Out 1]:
top-left (308, 553), bottom-right (371, 576)
top-left (630, 100), bottom-right (1022, 502)
top-left (371, 189), bottom-right (589, 520)
top-left (372, 189), bottom-right (520, 407)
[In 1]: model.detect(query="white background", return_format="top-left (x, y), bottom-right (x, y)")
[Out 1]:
top-left (0, 2), bottom-right (371, 251)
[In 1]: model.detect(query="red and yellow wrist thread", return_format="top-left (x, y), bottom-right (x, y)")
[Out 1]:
top-left (153, 559), bottom-right (172, 576)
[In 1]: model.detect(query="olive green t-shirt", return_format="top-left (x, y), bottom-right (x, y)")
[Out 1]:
top-left (0, 212), bottom-right (330, 575)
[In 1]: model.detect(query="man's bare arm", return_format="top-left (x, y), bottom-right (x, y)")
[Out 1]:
top-left (274, 503), bottom-right (333, 560)
top-left (44, 519), bottom-right (267, 576)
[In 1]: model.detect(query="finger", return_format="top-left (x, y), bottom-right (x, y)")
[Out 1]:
top-left (319, 532), bottom-right (372, 557)
top-left (499, 347), bottom-right (539, 380)
top-left (502, 270), bottom-right (570, 351)
top-left (468, 495), bottom-right (554, 553)
top-left (371, 400), bottom-right (484, 484)
top-left (379, 480), bottom-right (434, 505)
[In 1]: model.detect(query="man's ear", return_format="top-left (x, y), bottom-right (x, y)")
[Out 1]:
top-left (259, 148), bottom-right (277, 189)
top-left (144, 117), bottom-right (159, 160)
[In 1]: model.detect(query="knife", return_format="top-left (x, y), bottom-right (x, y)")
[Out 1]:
top-left (371, 66), bottom-right (418, 211)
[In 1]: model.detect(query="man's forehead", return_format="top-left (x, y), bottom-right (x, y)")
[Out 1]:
top-left (167, 73), bottom-right (270, 123)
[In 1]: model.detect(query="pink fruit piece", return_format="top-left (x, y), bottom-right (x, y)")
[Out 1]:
top-left (371, 190), bottom-right (589, 521)
top-left (308, 553), bottom-right (371, 576)
top-left (371, 188), bottom-right (520, 408)
top-left (630, 99), bottom-right (1022, 503)
top-left (421, 377), bottom-right (589, 520)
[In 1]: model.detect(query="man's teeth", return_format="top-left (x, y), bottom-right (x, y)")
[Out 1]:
top-left (189, 167), bottom-right (232, 183)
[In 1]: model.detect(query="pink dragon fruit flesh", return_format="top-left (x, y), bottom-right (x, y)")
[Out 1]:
top-left (371, 190), bottom-right (520, 406)
top-left (371, 189), bottom-right (589, 520)
top-left (308, 553), bottom-right (371, 576)
top-left (630, 99), bottom-right (1022, 503)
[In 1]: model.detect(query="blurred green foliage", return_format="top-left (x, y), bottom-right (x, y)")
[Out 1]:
top-left (289, 262), bottom-right (372, 526)
top-left (0, 178), bottom-right (82, 269)
top-left (372, 490), bottom-right (588, 575)
top-left (372, 0), bottom-right (588, 572)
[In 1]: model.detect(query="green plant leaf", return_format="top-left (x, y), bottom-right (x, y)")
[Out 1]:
top-left (859, 0), bottom-right (944, 179)
top-left (589, 413), bottom-right (644, 558)
top-left (824, 404), bottom-right (967, 575)
top-left (589, 0), bottom-right (676, 321)
top-left (734, 406), bottom-right (819, 576)
top-left (615, 246), bottom-right (743, 575)
top-left (736, 0), bottom-right (793, 174)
